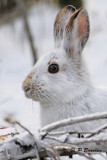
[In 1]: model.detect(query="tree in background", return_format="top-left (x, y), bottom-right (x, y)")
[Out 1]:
top-left (58, 0), bottom-right (83, 8)
top-left (0, 0), bottom-right (38, 65)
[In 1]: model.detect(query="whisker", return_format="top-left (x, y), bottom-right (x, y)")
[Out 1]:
top-left (46, 92), bottom-right (57, 102)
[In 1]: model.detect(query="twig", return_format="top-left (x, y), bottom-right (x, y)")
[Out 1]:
top-left (54, 144), bottom-right (95, 160)
top-left (15, 121), bottom-right (40, 160)
top-left (38, 140), bottom-right (59, 160)
top-left (43, 130), bottom-right (100, 137)
top-left (41, 112), bottom-right (107, 132)
top-left (51, 146), bottom-right (61, 160)
top-left (86, 124), bottom-right (107, 138)
top-left (15, 121), bottom-right (33, 136)
top-left (68, 136), bottom-right (107, 146)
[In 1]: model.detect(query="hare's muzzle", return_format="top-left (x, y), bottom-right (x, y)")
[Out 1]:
top-left (22, 73), bottom-right (32, 98)
top-left (22, 84), bottom-right (31, 93)
top-left (22, 83), bottom-right (32, 98)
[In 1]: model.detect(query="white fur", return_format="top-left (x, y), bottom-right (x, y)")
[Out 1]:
top-left (22, 7), bottom-right (107, 133)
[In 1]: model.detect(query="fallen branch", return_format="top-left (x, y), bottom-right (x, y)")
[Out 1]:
top-left (41, 112), bottom-right (107, 132)
top-left (0, 112), bottom-right (107, 160)
top-left (0, 132), bottom-right (98, 160)
top-left (86, 124), bottom-right (107, 138)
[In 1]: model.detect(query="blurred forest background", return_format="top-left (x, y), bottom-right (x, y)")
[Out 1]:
top-left (0, 0), bottom-right (83, 64)
top-left (0, 0), bottom-right (107, 134)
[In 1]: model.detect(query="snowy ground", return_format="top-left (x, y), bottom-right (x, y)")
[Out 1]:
top-left (0, 0), bottom-right (107, 159)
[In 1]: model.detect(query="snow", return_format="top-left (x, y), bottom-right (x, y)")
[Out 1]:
top-left (0, 1), bottom-right (107, 159)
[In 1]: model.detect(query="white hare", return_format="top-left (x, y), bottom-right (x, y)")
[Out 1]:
top-left (22, 5), bottom-right (107, 132)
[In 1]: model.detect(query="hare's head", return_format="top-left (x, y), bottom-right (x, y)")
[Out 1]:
top-left (22, 6), bottom-right (90, 103)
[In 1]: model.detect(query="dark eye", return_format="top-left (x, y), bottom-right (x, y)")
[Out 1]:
top-left (48, 64), bottom-right (59, 73)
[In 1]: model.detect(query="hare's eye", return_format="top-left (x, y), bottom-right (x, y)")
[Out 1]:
top-left (48, 64), bottom-right (59, 73)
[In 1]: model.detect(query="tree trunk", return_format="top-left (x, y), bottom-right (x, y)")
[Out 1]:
top-left (58, 0), bottom-right (83, 9)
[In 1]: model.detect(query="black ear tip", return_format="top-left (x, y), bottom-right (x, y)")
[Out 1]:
top-left (73, 8), bottom-right (88, 19)
top-left (66, 5), bottom-right (76, 12)
top-left (74, 8), bottom-right (83, 19)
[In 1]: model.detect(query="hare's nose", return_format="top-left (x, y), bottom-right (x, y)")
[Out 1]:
top-left (22, 72), bottom-right (32, 93)
top-left (22, 84), bottom-right (31, 93)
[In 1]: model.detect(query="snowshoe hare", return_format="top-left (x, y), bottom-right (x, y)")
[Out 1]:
top-left (22, 5), bottom-right (107, 132)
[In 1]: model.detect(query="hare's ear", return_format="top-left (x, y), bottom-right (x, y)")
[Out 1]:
top-left (54, 5), bottom-right (76, 48)
top-left (63, 8), bottom-right (90, 58)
